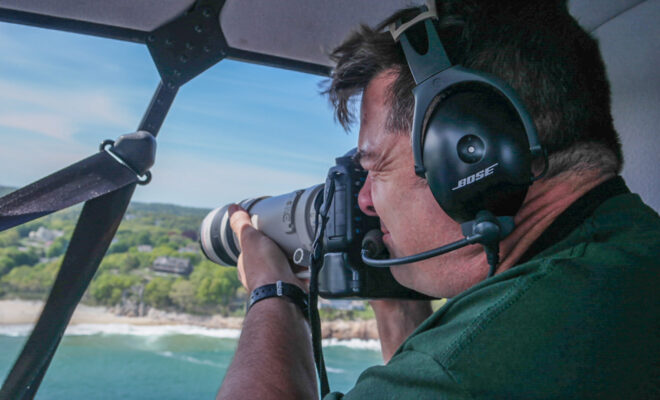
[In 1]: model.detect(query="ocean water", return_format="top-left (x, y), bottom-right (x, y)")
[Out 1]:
top-left (0, 324), bottom-right (383, 399)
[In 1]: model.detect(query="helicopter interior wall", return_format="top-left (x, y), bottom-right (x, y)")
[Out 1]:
top-left (588, 0), bottom-right (660, 211)
top-left (569, 0), bottom-right (645, 31)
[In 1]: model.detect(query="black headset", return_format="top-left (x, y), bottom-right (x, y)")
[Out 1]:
top-left (362, 1), bottom-right (547, 275)
top-left (391, 0), bottom-right (546, 225)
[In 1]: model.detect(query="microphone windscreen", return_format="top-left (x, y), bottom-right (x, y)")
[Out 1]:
top-left (361, 229), bottom-right (386, 258)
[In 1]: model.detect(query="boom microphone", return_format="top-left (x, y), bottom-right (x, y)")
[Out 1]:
top-left (361, 211), bottom-right (514, 276)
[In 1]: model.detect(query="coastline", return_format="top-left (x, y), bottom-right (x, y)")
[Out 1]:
top-left (0, 299), bottom-right (379, 341)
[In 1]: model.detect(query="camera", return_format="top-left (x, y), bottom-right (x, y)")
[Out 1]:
top-left (199, 149), bottom-right (427, 299)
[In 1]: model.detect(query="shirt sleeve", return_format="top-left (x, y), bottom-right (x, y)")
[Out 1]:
top-left (323, 349), bottom-right (472, 400)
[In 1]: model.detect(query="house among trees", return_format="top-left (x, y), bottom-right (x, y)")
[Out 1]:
top-left (28, 227), bottom-right (64, 243)
top-left (177, 244), bottom-right (198, 254)
top-left (137, 245), bottom-right (153, 253)
top-left (151, 256), bottom-right (192, 276)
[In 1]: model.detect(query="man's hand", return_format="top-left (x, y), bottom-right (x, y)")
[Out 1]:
top-left (370, 299), bottom-right (433, 363)
top-left (217, 205), bottom-right (317, 399)
top-left (228, 204), bottom-right (305, 291)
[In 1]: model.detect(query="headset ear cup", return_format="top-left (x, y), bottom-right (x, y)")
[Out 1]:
top-left (422, 85), bottom-right (533, 223)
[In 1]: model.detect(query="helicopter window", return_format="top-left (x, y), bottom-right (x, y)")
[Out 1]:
top-left (147, 59), bottom-right (356, 207)
top-left (0, 19), bottom-right (359, 397)
top-left (0, 22), bottom-right (357, 208)
top-left (0, 23), bottom-right (156, 187)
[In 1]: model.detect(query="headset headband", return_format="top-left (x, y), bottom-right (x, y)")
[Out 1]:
top-left (390, 1), bottom-right (546, 176)
top-left (389, 1), bottom-right (452, 84)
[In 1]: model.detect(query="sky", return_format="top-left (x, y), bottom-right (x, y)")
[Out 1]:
top-left (0, 23), bottom-right (359, 209)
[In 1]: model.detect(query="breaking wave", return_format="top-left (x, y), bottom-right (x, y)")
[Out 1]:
top-left (0, 323), bottom-right (241, 338)
top-left (322, 338), bottom-right (381, 351)
top-left (1, 324), bottom-right (380, 351)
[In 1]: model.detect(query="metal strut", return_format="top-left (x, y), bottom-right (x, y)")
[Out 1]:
top-left (0, 81), bottom-right (177, 400)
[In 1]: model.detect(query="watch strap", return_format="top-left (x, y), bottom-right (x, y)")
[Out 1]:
top-left (248, 281), bottom-right (309, 318)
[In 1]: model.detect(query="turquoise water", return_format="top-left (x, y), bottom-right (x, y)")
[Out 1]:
top-left (0, 325), bottom-right (382, 399)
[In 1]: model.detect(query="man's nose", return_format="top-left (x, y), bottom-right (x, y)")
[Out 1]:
top-left (358, 174), bottom-right (377, 216)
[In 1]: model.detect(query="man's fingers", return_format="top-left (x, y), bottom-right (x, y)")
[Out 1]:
top-left (236, 253), bottom-right (247, 287)
top-left (228, 204), bottom-right (254, 244)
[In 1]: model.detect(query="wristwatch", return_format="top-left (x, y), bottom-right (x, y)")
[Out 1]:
top-left (248, 280), bottom-right (309, 318)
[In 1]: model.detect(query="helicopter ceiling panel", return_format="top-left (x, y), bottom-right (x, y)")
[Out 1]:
top-left (220, 0), bottom-right (415, 68)
top-left (0, 0), bottom-right (196, 31)
top-left (219, 0), bottom-right (644, 68)
top-left (0, 0), bottom-right (649, 73)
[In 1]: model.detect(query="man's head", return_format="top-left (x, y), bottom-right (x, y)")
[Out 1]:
top-left (326, 0), bottom-right (622, 178)
top-left (356, 71), bottom-right (488, 296)
top-left (326, 0), bottom-right (623, 296)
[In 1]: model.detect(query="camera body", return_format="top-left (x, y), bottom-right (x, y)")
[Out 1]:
top-left (199, 149), bottom-right (428, 299)
top-left (318, 151), bottom-right (428, 299)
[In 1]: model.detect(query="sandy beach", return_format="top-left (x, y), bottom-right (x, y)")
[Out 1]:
top-left (0, 299), bottom-right (379, 340)
top-left (0, 299), bottom-right (241, 329)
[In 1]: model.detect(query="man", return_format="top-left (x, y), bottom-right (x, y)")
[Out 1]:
top-left (217, 1), bottom-right (659, 399)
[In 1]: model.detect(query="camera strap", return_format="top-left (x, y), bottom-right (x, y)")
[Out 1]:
top-left (0, 132), bottom-right (155, 233)
top-left (308, 175), bottom-right (336, 397)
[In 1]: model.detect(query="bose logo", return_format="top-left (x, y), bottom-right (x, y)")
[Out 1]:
top-left (452, 163), bottom-right (498, 191)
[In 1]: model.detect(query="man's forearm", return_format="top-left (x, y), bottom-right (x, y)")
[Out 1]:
top-left (217, 297), bottom-right (318, 400)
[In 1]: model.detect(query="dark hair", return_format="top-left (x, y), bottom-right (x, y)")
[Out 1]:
top-left (324, 0), bottom-right (622, 177)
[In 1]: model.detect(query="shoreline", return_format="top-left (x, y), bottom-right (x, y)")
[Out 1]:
top-left (0, 299), bottom-right (379, 341)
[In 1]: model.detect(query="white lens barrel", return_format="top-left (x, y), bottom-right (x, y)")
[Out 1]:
top-left (199, 184), bottom-right (323, 267)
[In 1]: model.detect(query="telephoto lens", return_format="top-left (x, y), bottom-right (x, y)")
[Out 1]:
top-left (199, 185), bottom-right (323, 267)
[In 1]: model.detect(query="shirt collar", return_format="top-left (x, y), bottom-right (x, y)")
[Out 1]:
top-left (517, 175), bottom-right (630, 265)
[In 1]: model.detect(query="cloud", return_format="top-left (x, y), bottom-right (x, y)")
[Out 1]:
top-left (0, 135), bottom-right (92, 186)
top-left (133, 150), bottom-right (326, 208)
top-left (0, 112), bottom-right (75, 141)
top-left (0, 79), bottom-right (138, 140)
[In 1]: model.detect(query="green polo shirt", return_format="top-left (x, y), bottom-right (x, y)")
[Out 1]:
top-left (326, 177), bottom-right (660, 399)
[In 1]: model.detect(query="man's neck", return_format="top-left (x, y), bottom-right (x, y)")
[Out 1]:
top-left (497, 170), bottom-right (615, 273)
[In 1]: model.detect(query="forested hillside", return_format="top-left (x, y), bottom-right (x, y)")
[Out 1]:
top-left (0, 189), bottom-right (244, 316)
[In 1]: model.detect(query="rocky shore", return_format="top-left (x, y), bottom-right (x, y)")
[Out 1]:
top-left (0, 299), bottom-right (379, 340)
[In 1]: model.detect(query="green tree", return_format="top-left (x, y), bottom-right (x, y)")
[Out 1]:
top-left (97, 253), bottom-right (142, 274)
top-left (0, 248), bottom-right (40, 275)
top-left (98, 254), bottom-right (122, 273)
top-left (0, 256), bottom-right (13, 276)
top-left (1, 259), bottom-right (59, 295)
top-left (151, 245), bottom-right (177, 259)
top-left (153, 235), bottom-right (178, 249)
top-left (144, 277), bottom-right (174, 309)
top-left (135, 230), bottom-right (153, 246)
top-left (46, 236), bottom-right (69, 258)
top-left (169, 278), bottom-right (196, 312)
top-left (89, 273), bottom-right (140, 306)
top-left (107, 240), bottom-right (130, 254)
top-left (2, 265), bottom-right (41, 292)
top-left (117, 253), bottom-right (141, 273)
top-left (0, 230), bottom-right (20, 247)
top-left (128, 251), bottom-right (153, 269)
top-left (167, 235), bottom-right (189, 249)
top-left (190, 261), bottom-right (241, 308)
